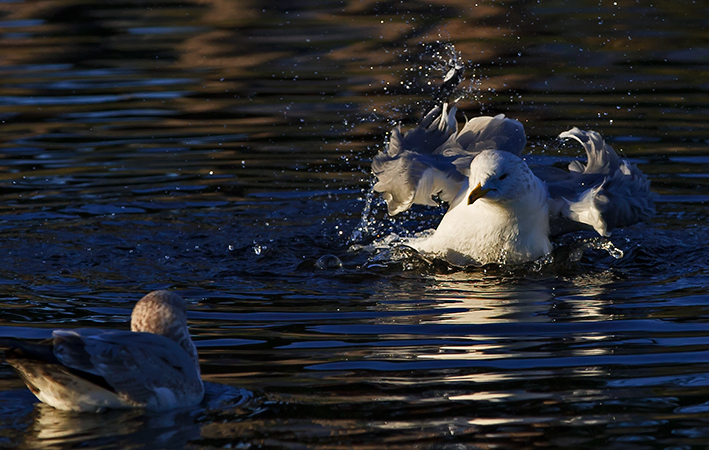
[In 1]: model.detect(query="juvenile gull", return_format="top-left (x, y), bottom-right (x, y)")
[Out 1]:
top-left (0, 290), bottom-right (203, 413)
top-left (372, 104), bottom-right (654, 266)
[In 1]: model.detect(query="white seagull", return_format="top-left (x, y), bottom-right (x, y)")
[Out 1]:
top-left (372, 104), bottom-right (654, 266)
top-left (0, 290), bottom-right (203, 413)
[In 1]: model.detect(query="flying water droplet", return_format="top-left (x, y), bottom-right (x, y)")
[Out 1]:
top-left (531, 253), bottom-right (554, 271)
top-left (597, 239), bottom-right (624, 259)
top-left (348, 182), bottom-right (377, 244)
top-left (572, 237), bottom-right (624, 261)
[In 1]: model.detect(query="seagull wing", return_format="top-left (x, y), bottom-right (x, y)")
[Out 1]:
top-left (539, 128), bottom-right (655, 236)
top-left (53, 329), bottom-right (203, 410)
top-left (372, 104), bottom-right (461, 215)
top-left (454, 113), bottom-right (527, 157)
top-left (372, 104), bottom-right (527, 215)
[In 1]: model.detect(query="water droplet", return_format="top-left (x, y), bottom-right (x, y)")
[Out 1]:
top-left (576, 237), bottom-right (624, 260)
top-left (316, 254), bottom-right (343, 270)
top-left (531, 253), bottom-right (554, 271)
top-left (600, 240), bottom-right (624, 259)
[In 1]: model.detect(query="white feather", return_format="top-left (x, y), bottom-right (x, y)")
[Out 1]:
top-left (413, 151), bottom-right (552, 265)
top-left (372, 105), bottom-right (654, 265)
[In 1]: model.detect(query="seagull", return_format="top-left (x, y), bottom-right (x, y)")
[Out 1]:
top-left (372, 104), bottom-right (654, 266)
top-left (0, 290), bottom-right (203, 413)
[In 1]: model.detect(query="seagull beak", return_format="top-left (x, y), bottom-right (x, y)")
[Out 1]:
top-left (468, 183), bottom-right (491, 205)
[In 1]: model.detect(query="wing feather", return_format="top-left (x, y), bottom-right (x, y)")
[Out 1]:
top-left (455, 114), bottom-right (526, 157)
top-left (53, 329), bottom-right (203, 410)
top-left (372, 105), bottom-right (652, 237)
top-left (544, 128), bottom-right (654, 236)
top-left (372, 106), bottom-right (527, 215)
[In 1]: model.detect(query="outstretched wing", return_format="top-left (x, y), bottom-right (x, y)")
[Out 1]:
top-left (53, 329), bottom-right (203, 411)
top-left (453, 112), bottom-right (527, 157)
top-left (446, 113), bottom-right (527, 177)
top-left (372, 104), bottom-right (461, 215)
top-left (372, 104), bottom-right (527, 215)
top-left (540, 128), bottom-right (654, 236)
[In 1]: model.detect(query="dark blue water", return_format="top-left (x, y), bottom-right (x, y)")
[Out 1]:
top-left (0, 0), bottom-right (707, 448)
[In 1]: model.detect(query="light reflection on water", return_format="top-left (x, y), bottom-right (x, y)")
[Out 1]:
top-left (0, 0), bottom-right (707, 448)
top-left (0, 383), bottom-right (254, 450)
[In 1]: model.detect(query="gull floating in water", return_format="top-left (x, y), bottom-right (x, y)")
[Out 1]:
top-left (372, 104), bottom-right (654, 266)
top-left (0, 290), bottom-right (203, 413)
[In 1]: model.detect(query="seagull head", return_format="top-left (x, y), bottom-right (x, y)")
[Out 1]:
top-left (131, 290), bottom-right (188, 338)
top-left (131, 290), bottom-right (200, 367)
top-left (467, 150), bottom-right (533, 205)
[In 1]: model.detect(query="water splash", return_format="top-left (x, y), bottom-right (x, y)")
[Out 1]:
top-left (362, 242), bottom-right (441, 273)
top-left (348, 181), bottom-right (377, 245)
top-left (531, 253), bottom-right (555, 272)
top-left (424, 41), bottom-right (479, 106)
top-left (350, 232), bottom-right (404, 254)
top-left (569, 237), bottom-right (625, 262)
top-left (394, 41), bottom-right (480, 115)
top-left (427, 42), bottom-right (466, 104)
top-left (351, 42), bottom-right (475, 247)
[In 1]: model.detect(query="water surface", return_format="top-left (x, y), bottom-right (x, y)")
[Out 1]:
top-left (0, 0), bottom-right (708, 448)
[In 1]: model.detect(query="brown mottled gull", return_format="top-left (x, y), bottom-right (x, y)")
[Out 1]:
top-left (0, 290), bottom-right (203, 413)
top-left (372, 104), bottom-right (654, 266)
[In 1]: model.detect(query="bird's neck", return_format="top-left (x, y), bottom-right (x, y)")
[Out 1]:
top-left (169, 326), bottom-right (201, 374)
top-left (483, 180), bottom-right (548, 225)
top-left (478, 197), bottom-right (548, 235)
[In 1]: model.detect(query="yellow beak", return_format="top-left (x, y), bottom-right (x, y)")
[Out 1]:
top-left (468, 183), bottom-right (491, 205)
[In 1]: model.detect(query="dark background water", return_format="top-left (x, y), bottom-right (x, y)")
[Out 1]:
top-left (0, 0), bottom-right (707, 448)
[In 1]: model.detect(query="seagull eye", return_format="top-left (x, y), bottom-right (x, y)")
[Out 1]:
top-left (499, 173), bottom-right (509, 180)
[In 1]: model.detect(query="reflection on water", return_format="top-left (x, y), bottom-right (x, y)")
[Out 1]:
top-left (0, 382), bottom-right (254, 449)
top-left (24, 406), bottom-right (200, 450)
top-left (0, 0), bottom-right (707, 448)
